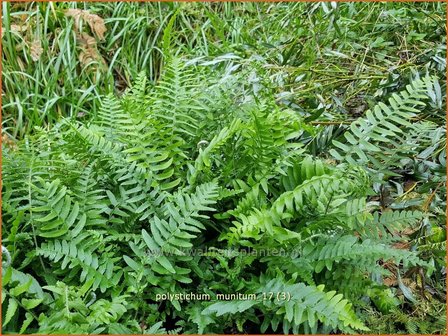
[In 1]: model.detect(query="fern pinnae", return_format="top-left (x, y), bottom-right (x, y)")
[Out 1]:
top-left (330, 77), bottom-right (433, 169)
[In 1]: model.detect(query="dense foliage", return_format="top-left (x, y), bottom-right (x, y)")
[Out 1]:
top-left (2, 2), bottom-right (446, 335)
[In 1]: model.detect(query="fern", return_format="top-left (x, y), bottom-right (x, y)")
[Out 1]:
top-left (151, 58), bottom-right (209, 138)
top-left (357, 210), bottom-right (423, 241)
top-left (2, 260), bottom-right (44, 333)
top-left (140, 182), bottom-right (219, 275)
top-left (225, 163), bottom-right (368, 244)
top-left (36, 234), bottom-right (122, 292)
top-left (330, 77), bottom-right (433, 173)
top-left (31, 177), bottom-right (84, 238)
top-left (302, 235), bottom-right (425, 273)
top-left (188, 118), bottom-right (243, 186)
top-left (203, 276), bottom-right (368, 333)
top-left (2, 58), bottom-right (440, 334)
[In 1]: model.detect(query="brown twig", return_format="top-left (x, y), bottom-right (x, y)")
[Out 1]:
top-left (422, 181), bottom-right (444, 213)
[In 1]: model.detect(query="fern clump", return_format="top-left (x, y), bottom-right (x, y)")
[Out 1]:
top-left (2, 58), bottom-right (443, 334)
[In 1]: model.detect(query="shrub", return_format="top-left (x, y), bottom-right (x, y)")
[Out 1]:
top-left (1, 59), bottom-right (443, 334)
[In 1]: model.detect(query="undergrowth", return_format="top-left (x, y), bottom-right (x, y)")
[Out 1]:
top-left (1, 2), bottom-right (446, 335)
top-left (2, 57), bottom-right (446, 334)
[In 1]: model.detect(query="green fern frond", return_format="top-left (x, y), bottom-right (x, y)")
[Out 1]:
top-left (96, 94), bottom-right (129, 141)
top-left (140, 182), bottom-right (219, 274)
top-left (71, 123), bottom-right (124, 156)
top-left (88, 295), bottom-right (128, 324)
top-left (302, 235), bottom-right (425, 273)
top-left (330, 77), bottom-right (433, 171)
top-left (257, 278), bottom-right (369, 332)
top-left (71, 162), bottom-right (108, 234)
top-left (225, 167), bottom-right (368, 243)
top-left (123, 71), bottom-right (148, 109)
top-left (36, 235), bottom-right (122, 292)
top-left (359, 210), bottom-right (423, 241)
top-left (280, 156), bottom-right (328, 191)
top-left (203, 277), bottom-right (368, 333)
top-left (31, 178), bottom-right (84, 238)
top-left (189, 118), bottom-right (243, 186)
top-left (151, 59), bottom-right (208, 138)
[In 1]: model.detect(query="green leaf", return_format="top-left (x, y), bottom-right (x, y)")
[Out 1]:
top-left (11, 278), bottom-right (32, 296)
top-left (156, 256), bottom-right (176, 274)
top-left (19, 313), bottom-right (34, 334)
top-left (21, 298), bottom-right (42, 309)
top-left (123, 255), bottom-right (141, 272)
top-left (397, 272), bottom-right (417, 304)
top-left (3, 267), bottom-right (12, 286)
top-left (142, 229), bottom-right (159, 251)
top-left (39, 227), bottom-right (68, 238)
top-left (162, 8), bottom-right (180, 57)
top-left (3, 298), bottom-right (18, 327)
top-left (106, 190), bottom-right (118, 206)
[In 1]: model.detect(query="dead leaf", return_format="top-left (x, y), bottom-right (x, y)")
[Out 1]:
top-left (2, 24), bottom-right (28, 38)
top-left (392, 241), bottom-right (410, 250)
top-left (65, 9), bottom-right (106, 40)
top-left (76, 32), bottom-right (106, 70)
top-left (10, 24), bottom-right (28, 33)
top-left (77, 32), bottom-right (96, 48)
top-left (383, 276), bottom-right (397, 287)
top-left (65, 8), bottom-right (84, 29)
top-left (86, 13), bottom-right (106, 40)
top-left (2, 135), bottom-right (18, 151)
top-left (30, 39), bottom-right (43, 61)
